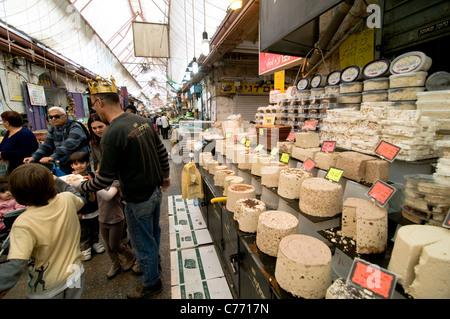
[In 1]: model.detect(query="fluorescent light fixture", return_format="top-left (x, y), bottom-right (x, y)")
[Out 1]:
top-left (185, 67), bottom-right (191, 81)
top-left (202, 31), bottom-right (210, 56)
top-left (192, 57), bottom-right (199, 74)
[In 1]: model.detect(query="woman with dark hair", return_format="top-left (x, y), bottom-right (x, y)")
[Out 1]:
top-left (0, 111), bottom-right (38, 173)
top-left (87, 113), bottom-right (107, 173)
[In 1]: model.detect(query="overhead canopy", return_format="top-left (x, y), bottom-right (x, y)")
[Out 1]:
top-left (0, 0), bottom-right (229, 103)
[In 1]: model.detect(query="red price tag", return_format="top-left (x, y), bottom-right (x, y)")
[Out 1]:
top-left (347, 258), bottom-right (397, 299)
top-left (367, 180), bottom-right (396, 207)
top-left (443, 211), bottom-right (450, 229)
top-left (321, 141), bottom-right (336, 153)
top-left (301, 158), bottom-right (316, 172)
top-left (374, 140), bottom-right (401, 162)
top-left (286, 132), bottom-right (295, 142)
top-left (303, 121), bottom-right (317, 130)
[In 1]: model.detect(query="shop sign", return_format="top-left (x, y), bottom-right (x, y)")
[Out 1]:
top-left (218, 82), bottom-right (274, 95)
top-left (259, 52), bottom-right (303, 76)
top-left (26, 83), bottom-right (47, 106)
top-left (339, 28), bottom-right (374, 69)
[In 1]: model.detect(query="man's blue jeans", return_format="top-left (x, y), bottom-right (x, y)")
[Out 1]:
top-left (124, 187), bottom-right (162, 287)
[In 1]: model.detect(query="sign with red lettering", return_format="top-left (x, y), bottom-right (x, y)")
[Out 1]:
top-left (321, 141), bottom-right (336, 153)
top-left (374, 140), bottom-right (401, 162)
top-left (286, 132), bottom-right (295, 142)
top-left (367, 180), bottom-right (396, 207)
top-left (301, 158), bottom-right (316, 172)
top-left (259, 52), bottom-right (303, 76)
top-left (347, 258), bottom-right (397, 299)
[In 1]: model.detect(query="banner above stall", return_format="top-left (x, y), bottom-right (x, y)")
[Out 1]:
top-left (259, 52), bottom-right (303, 76)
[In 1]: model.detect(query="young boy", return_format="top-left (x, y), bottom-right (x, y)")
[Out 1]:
top-left (0, 163), bottom-right (86, 298)
top-left (69, 152), bottom-right (105, 261)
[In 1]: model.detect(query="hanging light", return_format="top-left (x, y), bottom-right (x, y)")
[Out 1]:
top-left (185, 67), bottom-right (191, 81)
top-left (202, 0), bottom-right (210, 56)
top-left (192, 57), bottom-right (199, 74)
top-left (230, 0), bottom-right (243, 10)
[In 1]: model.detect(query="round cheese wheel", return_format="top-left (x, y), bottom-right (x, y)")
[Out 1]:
top-left (234, 198), bottom-right (266, 233)
top-left (275, 234), bottom-right (332, 299)
top-left (278, 168), bottom-right (312, 199)
top-left (299, 178), bottom-right (343, 217)
top-left (223, 175), bottom-right (244, 196)
top-left (226, 184), bottom-right (256, 213)
top-left (214, 169), bottom-right (235, 187)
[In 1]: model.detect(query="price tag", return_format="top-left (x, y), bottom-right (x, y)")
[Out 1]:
top-left (303, 120), bottom-right (317, 130)
top-left (367, 180), bottom-right (397, 207)
top-left (233, 135), bottom-right (238, 142)
top-left (286, 132), bottom-right (295, 142)
top-left (321, 141), bottom-right (336, 153)
top-left (259, 128), bottom-right (264, 136)
top-left (225, 132), bottom-right (232, 139)
top-left (301, 158), bottom-right (316, 172)
top-left (245, 139), bottom-right (250, 147)
top-left (206, 128), bottom-right (209, 132)
top-left (280, 153), bottom-right (290, 164)
top-left (263, 115), bottom-right (275, 125)
top-left (270, 147), bottom-right (279, 156)
top-left (240, 137), bottom-right (246, 144)
top-left (374, 140), bottom-right (401, 162)
top-left (347, 258), bottom-right (397, 299)
top-left (255, 144), bottom-right (264, 152)
top-left (325, 167), bottom-right (344, 183)
top-left (443, 210), bottom-right (450, 229)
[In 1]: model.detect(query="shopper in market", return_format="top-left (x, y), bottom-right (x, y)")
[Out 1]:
top-left (0, 111), bottom-right (39, 174)
top-left (160, 113), bottom-right (170, 139)
top-left (0, 164), bottom-right (86, 299)
top-left (87, 113), bottom-right (138, 279)
top-left (75, 76), bottom-right (170, 299)
top-left (23, 106), bottom-right (90, 175)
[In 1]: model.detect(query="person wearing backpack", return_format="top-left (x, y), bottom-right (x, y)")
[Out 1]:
top-left (23, 106), bottom-right (90, 175)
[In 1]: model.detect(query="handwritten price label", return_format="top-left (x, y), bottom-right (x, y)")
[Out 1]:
top-left (303, 121), bottom-right (317, 131)
top-left (225, 132), bottom-right (232, 139)
top-left (270, 147), bottom-right (279, 156)
top-left (255, 144), bottom-right (264, 152)
top-left (240, 137), bottom-right (246, 144)
top-left (347, 258), bottom-right (397, 299)
top-left (321, 141), bottom-right (336, 153)
top-left (286, 132), bottom-right (295, 142)
top-left (301, 158), bottom-right (316, 172)
top-left (367, 180), bottom-right (396, 207)
top-left (374, 140), bottom-right (401, 162)
top-left (280, 153), bottom-right (290, 164)
top-left (245, 139), bottom-right (250, 147)
top-left (325, 167), bottom-right (344, 183)
top-left (263, 115), bottom-right (275, 125)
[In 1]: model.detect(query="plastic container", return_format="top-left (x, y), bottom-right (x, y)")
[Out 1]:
top-left (324, 85), bottom-right (340, 94)
top-left (425, 71), bottom-right (450, 91)
top-left (362, 59), bottom-right (391, 78)
top-left (310, 87), bottom-right (325, 97)
top-left (363, 77), bottom-right (389, 91)
top-left (338, 93), bottom-right (362, 104)
top-left (311, 74), bottom-right (327, 88)
top-left (404, 174), bottom-right (450, 196)
top-left (341, 65), bottom-right (363, 82)
top-left (416, 100), bottom-right (450, 110)
top-left (417, 90), bottom-right (450, 101)
top-left (389, 71), bottom-right (428, 88)
top-left (362, 90), bottom-right (388, 102)
top-left (269, 89), bottom-right (281, 104)
top-left (296, 90), bottom-right (310, 98)
top-left (327, 70), bottom-right (341, 86)
top-left (340, 82), bottom-right (363, 93)
top-left (390, 101), bottom-right (417, 110)
top-left (390, 51), bottom-right (432, 74)
top-left (388, 86), bottom-right (425, 101)
top-left (297, 78), bottom-right (311, 90)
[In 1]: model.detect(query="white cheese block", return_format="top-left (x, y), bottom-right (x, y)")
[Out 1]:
top-left (223, 176), bottom-right (244, 196)
top-left (326, 278), bottom-right (376, 299)
top-left (299, 178), bottom-right (343, 217)
top-left (277, 168), bottom-right (312, 199)
top-left (256, 211), bottom-right (299, 257)
top-left (294, 132), bottom-right (320, 148)
top-left (408, 238), bottom-right (450, 299)
top-left (214, 169), bottom-right (235, 187)
top-left (275, 234), bottom-right (332, 299)
top-left (277, 141), bottom-right (295, 154)
top-left (226, 184), bottom-right (256, 213)
top-left (212, 164), bottom-right (227, 176)
top-left (387, 225), bottom-right (450, 293)
top-left (261, 162), bottom-right (289, 188)
top-left (207, 160), bottom-right (219, 173)
top-left (291, 147), bottom-right (321, 162)
top-left (342, 197), bottom-right (369, 239)
top-left (199, 152), bottom-right (213, 167)
top-left (234, 198), bottom-right (266, 233)
top-left (237, 150), bottom-right (256, 170)
top-left (363, 159), bottom-right (389, 184)
top-left (251, 154), bottom-right (273, 177)
top-left (232, 145), bottom-right (247, 164)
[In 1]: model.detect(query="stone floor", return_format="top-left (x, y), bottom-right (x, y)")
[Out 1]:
top-left (2, 137), bottom-right (184, 299)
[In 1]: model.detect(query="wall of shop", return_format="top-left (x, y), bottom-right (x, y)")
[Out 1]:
top-left (0, 50), bottom-right (88, 130)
